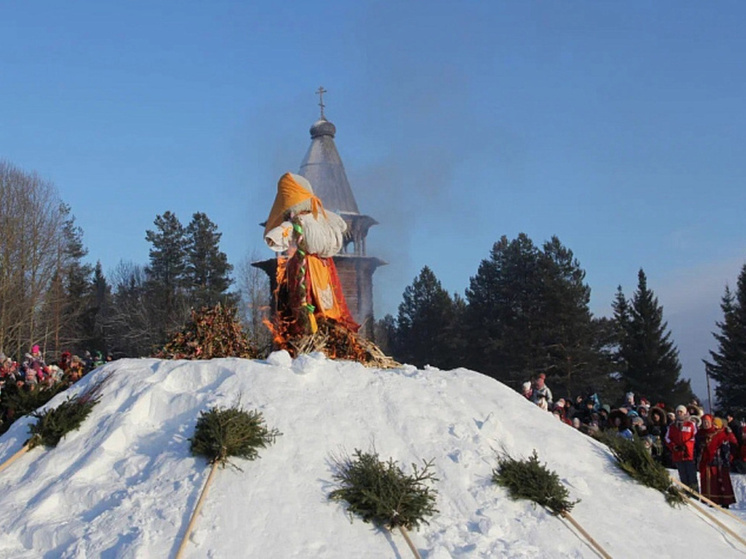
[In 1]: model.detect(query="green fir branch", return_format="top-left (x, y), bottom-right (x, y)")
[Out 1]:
top-left (189, 405), bottom-right (280, 469)
top-left (27, 374), bottom-right (111, 449)
top-left (596, 431), bottom-right (685, 506)
top-left (492, 449), bottom-right (578, 515)
top-left (329, 449), bottom-right (439, 530)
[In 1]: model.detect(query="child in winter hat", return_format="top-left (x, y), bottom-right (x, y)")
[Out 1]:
top-left (24, 368), bottom-right (38, 385)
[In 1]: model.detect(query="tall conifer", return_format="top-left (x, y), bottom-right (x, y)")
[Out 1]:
top-left (614, 269), bottom-right (693, 406)
top-left (184, 212), bottom-right (234, 309)
top-left (394, 266), bottom-right (463, 369)
top-left (464, 234), bottom-right (605, 396)
top-left (145, 211), bottom-right (188, 340)
top-left (705, 264), bottom-right (746, 414)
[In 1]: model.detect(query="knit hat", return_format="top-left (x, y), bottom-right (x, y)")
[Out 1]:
top-left (32, 345), bottom-right (40, 354)
top-left (714, 417), bottom-right (725, 429)
top-left (675, 405), bottom-right (687, 414)
top-left (522, 381), bottom-right (531, 392)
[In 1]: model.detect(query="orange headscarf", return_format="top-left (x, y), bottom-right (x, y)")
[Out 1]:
top-left (264, 172), bottom-right (326, 236)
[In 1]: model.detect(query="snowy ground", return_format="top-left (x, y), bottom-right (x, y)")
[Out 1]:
top-left (0, 354), bottom-right (745, 558)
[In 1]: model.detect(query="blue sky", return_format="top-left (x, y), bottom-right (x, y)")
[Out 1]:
top-left (2, 1), bottom-right (745, 400)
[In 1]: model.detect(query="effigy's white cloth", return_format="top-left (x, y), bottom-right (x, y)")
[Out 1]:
top-left (264, 211), bottom-right (347, 258)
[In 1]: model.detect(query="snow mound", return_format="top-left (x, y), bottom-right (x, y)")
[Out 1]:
top-left (0, 356), bottom-right (744, 558)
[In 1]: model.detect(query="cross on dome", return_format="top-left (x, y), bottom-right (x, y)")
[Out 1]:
top-left (316, 86), bottom-right (327, 118)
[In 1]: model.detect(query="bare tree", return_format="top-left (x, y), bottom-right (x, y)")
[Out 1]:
top-left (106, 260), bottom-right (163, 357)
top-left (236, 249), bottom-right (272, 351)
top-left (0, 161), bottom-right (65, 358)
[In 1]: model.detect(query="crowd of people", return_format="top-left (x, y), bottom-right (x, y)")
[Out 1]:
top-left (522, 373), bottom-right (741, 508)
top-left (0, 346), bottom-right (112, 427)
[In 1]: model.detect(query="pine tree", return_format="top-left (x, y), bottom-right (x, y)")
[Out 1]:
top-left (394, 267), bottom-right (464, 369)
top-left (85, 261), bottom-right (112, 354)
top-left (145, 212), bottom-right (189, 340)
top-left (38, 204), bottom-right (93, 358)
top-left (464, 234), bottom-right (604, 395)
top-left (465, 234), bottom-right (545, 386)
top-left (61, 206), bottom-right (94, 352)
top-left (705, 264), bottom-right (746, 415)
top-left (184, 212), bottom-right (235, 310)
top-left (540, 237), bottom-right (602, 397)
top-left (615, 269), bottom-right (693, 406)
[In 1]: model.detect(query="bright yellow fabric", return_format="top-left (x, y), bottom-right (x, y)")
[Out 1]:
top-left (307, 256), bottom-right (344, 321)
top-left (264, 172), bottom-right (326, 236)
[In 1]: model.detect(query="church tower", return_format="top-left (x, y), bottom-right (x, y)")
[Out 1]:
top-left (256, 89), bottom-right (385, 337)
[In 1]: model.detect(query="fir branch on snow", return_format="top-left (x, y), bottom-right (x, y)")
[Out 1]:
top-left (27, 373), bottom-right (110, 449)
top-left (328, 448), bottom-right (439, 530)
top-left (492, 449), bottom-right (578, 515)
top-left (176, 404), bottom-right (279, 559)
top-left (596, 431), bottom-right (685, 507)
top-left (0, 382), bottom-right (67, 436)
top-left (189, 404), bottom-right (280, 469)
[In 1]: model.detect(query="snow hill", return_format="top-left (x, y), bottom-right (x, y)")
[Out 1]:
top-left (0, 354), bottom-right (745, 558)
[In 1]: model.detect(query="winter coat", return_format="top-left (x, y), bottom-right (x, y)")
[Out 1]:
top-left (532, 385), bottom-right (553, 406)
top-left (696, 427), bottom-right (736, 469)
top-left (665, 419), bottom-right (698, 462)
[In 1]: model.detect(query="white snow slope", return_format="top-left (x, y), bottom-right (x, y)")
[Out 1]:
top-left (0, 353), bottom-right (745, 558)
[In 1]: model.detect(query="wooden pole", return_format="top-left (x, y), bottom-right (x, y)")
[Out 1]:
top-left (560, 511), bottom-right (613, 559)
top-left (397, 525), bottom-right (422, 559)
top-left (0, 443), bottom-right (31, 475)
top-left (683, 494), bottom-right (746, 548)
top-left (670, 475), bottom-right (746, 529)
top-left (175, 460), bottom-right (220, 559)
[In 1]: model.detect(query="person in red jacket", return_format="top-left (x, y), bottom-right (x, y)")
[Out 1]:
top-left (696, 415), bottom-right (737, 508)
top-left (665, 404), bottom-right (699, 492)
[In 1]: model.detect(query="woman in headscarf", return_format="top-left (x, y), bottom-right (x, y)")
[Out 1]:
top-left (695, 414), bottom-right (737, 508)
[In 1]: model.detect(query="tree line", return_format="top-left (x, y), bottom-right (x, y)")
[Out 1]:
top-left (375, 232), bottom-right (743, 411)
top-left (3, 159), bottom-right (746, 414)
top-left (0, 160), bottom-right (271, 362)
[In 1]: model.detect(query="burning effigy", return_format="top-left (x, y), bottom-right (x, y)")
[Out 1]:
top-left (263, 172), bottom-right (397, 367)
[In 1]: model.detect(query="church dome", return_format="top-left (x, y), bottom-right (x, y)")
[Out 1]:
top-left (310, 118), bottom-right (336, 138)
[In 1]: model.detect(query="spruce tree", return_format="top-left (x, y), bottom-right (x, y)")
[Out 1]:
top-left (145, 211), bottom-right (189, 341)
top-left (540, 237), bottom-right (604, 398)
top-left (184, 212), bottom-right (234, 310)
top-left (465, 234), bottom-right (545, 387)
top-left (615, 269), bottom-right (693, 406)
top-left (705, 264), bottom-right (746, 415)
top-left (38, 204), bottom-right (93, 359)
top-left (394, 266), bottom-right (463, 369)
top-left (464, 234), bottom-right (604, 395)
top-left (85, 261), bottom-right (112, 354)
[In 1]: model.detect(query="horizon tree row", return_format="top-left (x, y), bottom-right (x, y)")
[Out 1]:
top-left (0, 159), bottom-right (271, 361)
top-left (376, 233), bottom-right (697, 407)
